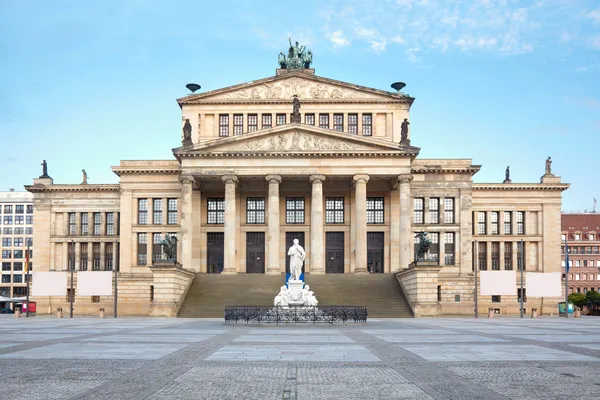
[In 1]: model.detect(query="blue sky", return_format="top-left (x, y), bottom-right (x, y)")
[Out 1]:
top-left (1, 0), bottom-right (599, 211)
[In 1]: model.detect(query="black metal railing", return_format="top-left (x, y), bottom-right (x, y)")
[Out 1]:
top-left (224, 305), bottom-right (367, 324)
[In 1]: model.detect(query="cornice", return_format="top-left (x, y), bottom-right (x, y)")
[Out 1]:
top-left (25, 184), bottom-right (120, 193)
top-left (112, 167), bottom-right (181, 177)
top-left (411, 166), bottom-right (481, 175)
top-left (177, 151), bottom-right (417, 158)
top-left (473, 183), bottom-right (570, 191)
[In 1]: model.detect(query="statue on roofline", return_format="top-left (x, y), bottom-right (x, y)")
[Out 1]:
top-left (278, 38), bottom-right (313, 69)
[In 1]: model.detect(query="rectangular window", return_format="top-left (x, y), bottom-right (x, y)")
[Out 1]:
top-left (91, 296), bottom-right (100, 303)
top-left (13, 274), bottom-right (23, 283)
top-left (4, 205), bottom-right (12, 214)
top-left (319, 113), bottom-right (329, 129)
top-left (153, 199), bottom-right (163, 225)
top-left (2, 228), bottom-right (12, 235)
top-left (93, 213), bottom-right (101, 235)
top-left (443, 198), bottom-right (455, 224)
top-left (138, 199), bottom-right (148, 225)
top-left (14, 216), bottom-right (24, 225)
top-left (286, 197), bottom-right (305, 224)
top-left (2, 250), bottom-right (11, 259)
top-left (137, 233), bottom-right (147, 265)
top-left (2, 238), bottom-right (10, 247)
top-left (262, 114), bottom-right (272, 129)
top-left (477, 212), bottom-right (486, 235)
top-left (3, 216), bottom-right (12, 225)
top-left (167, 199), bottom-right (178, 225)
top-left (305, 113), bottom-right (315, 125)
top-left (14, 238), bottom-right (23, 247)
top-left (233, 114), bottom-right (243, 135)
top-left (1, 275), bottom-right (10, 283)
top-left (325, 197), bottom-right (344, 224)
top-left (348, 114), bottom-right (358, 134)
top-left (367, 197), bottom-right (384, 224)
top-left (105, 243), bottom-right (113, 271)
top-left (13, 262), bottom-right (23, 271)
top-left (429, 232), bottom-right (439, 262)
top-left (69, 213), bottom-right (76, 235)
top-left (246, 197), bottom-right (265, 224)
top-left (247, 114), bottom-right (258, 132)
top-left (429, 198), bottom-right (440, 224)
top-left (362, 114), bottom-right (372, 136)
top-left (26, 205), bottom-right (33, 214)
top-left (504, 211), bottom-right (512, 234)
top-left (333, 113), bottom-right (344, 131)
top-left (491, 242), bottom-right (500, 270)
top-left (106, 213), bottom-right (115, 235)
top-left (207, 198), bottom-right (225, 224)
top-left (153, 233), bottom-right (162, 262)
top-left (92, 243), bottom-right (101, 271)
top-left (276, 113), bottom-right (286, 126)
top-left (413, 198), bottom-right (424, 224)
top-left (1, 262), bottom-right (10, 271)
top-left (491, 295), bottom-right (501, 303)
top-left (15, 205), bottom-right (24, 214)
top-left (219, 114), bottom-right (229, 137)
top-left (80, 243), bottom-right (88, 271)
top-left (517, 241), bottom-right (526, 271)
top-left (518, 288), bottom-right (527, 302)
top-left (477, 242), bottom-right (487, 270)
top-left (516, 211), bottom-right (525, 235)
top-left (81, 213), bottom-right (89, 235)
top-left (575, 234), bottom-right (581, 240)
top-left (504, 242), bottom-right (513, 270)
top-left (491, 212), bottom-right (499, 235)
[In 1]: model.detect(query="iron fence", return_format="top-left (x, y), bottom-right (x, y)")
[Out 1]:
top-left (224, 305), bottom-right (367, 324)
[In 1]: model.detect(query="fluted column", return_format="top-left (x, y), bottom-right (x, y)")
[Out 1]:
top-left (353, 174), bottom-right (370, 273)
top-left (310, 175), bottom-right (326, 275)
top-left (222, 175), bottom-right (238, 274)
top-left (266, 175), bottom-right (282, 275)
top-left (398, 174), bottom-right (414, 269)
top-left (179, 175), bottom-right (195, 270)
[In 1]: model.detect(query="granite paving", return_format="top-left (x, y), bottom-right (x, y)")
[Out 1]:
top-left (1, 315), bottom-right (600, 399)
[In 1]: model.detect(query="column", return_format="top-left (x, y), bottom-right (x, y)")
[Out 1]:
top-left (179, 175), bottom-right (195, 270)
top-left (398, 174), bottom-right (414, 269)
top-left (266, 175), bottom-right (282, 275)
top-left (75, 242), bottom-right (81, 271)
top-left (353, 174), bottom-right (369, 273)
top-left (390, 186), bottom-right (400, 272)
top-left (309, 175), bottom-right (325, 275)
top-left (222, 175), bottom-right (238, 274)
top-left (75, 213), bottom-right (81, 236)
top-left (439, 231), bottom-right (446, 266)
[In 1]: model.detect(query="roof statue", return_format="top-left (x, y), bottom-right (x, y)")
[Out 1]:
top-left (278, 38), bottom-right (312, 69)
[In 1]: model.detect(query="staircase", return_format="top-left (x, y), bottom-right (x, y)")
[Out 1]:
top-left (178, 273), bottom-right (413, 318)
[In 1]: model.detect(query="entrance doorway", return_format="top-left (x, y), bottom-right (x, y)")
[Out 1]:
top-left (285, 232), bottom-right (305, 274)
top-left (367, 232), bottom-right (384, 273)
top-left (326, 232), bottom-right (345, 273)
top-left (207, 233), bottom-right (224, 273)
top-left (246, 232), bottom-right (265, 273)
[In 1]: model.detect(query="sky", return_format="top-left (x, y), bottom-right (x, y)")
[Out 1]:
top-left (1, 0), bottom-right (599, 211)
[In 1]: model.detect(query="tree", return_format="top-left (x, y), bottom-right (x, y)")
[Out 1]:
top-left (568, 292), bottom-right (586, 308)
top-left (585, 289), bottom-right (600, 306)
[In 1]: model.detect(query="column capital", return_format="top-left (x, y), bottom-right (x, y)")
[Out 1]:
top-left (397, 174), bottom-right (414, 184)
top-left (265, 174), bottom-right (282, 184)
top-left (309, 174), bottom-right (326, 184)
top-left (179, 174), bottom-right (195, 185)
top-left (222, 175), bottom-right (238, 185)
top-left (353, 174), bottom-right (370, 184)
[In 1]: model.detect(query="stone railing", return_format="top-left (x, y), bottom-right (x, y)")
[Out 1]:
top-left (395, 262), bottom-right (442, 317)
top-left (149, 261), bottom-right (195, 317)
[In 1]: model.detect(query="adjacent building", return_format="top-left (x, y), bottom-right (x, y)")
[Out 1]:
top-left (561, 213), bottom-right (600, 294)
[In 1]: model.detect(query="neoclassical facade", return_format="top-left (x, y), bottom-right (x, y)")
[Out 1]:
top-left (26, 65), bottom-right (569, 316)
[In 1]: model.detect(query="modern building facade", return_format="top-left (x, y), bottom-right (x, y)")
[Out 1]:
top-left (561, 213), bottom-right (600, 294)
top-left (26, 51), bottom-right (568, 316)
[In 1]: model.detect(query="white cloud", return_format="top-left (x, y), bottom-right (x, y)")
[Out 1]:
top-left (406, 47), bottom-right (421, 62)
top-left (370, 39), bottom-right (388, 54)
top-left (327, 30), bottom-right (350, 48)
top-left (391, 35), bottom-right (405, 44)
top-left (356, 27), bottom-right (378, 39)
top-left (589, 35), bottom-right (600, 49)
top-left (586, 8), bottom-right (600, 23)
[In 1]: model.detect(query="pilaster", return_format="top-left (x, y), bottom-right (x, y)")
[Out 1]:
top-left (266, 175), bottom-right (282, 275)
top-left (179, 175), bottom-right (195, 272)
top-left (398, 174), bottom-right (414, 269)
top-left (353, 174), bottom-right (370, 273)
top-left (222, 175), bottom-right (238, 274)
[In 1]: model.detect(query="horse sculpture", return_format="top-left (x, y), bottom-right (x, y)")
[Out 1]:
top-left (414, 232), bottom-right (432, 263)
top-left (160, 234), bottom-right (178, 262)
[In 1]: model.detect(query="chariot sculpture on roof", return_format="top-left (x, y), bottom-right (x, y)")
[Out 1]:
top-left (278, 38), bottom-right (313, 69)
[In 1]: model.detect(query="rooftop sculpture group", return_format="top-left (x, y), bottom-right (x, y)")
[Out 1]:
top-left (278, 38), bottom-right (313, 69)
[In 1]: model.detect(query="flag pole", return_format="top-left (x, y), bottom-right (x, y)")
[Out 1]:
top-left (25, 243), bottom-right (30, 318)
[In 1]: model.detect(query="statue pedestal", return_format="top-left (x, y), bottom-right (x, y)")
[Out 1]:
top-left (540, 174), bottom-right (561, 184)
top-left (287, 280), bottom-right (305, 306)
top-left (503, 179), bottom-right (512, 184)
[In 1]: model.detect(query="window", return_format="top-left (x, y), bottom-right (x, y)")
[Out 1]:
top-left (561, 234), bottom-right (566, 241)
top-left (246, 197), bottom-right (265, 224)
top-left (219, 114), bottom-right (229, 137)
top-left (429, 198), bottom-right (440, 224)
top-left (286, 197), bottom-right (305, 224)
top-left (429, 232), bottom-right (439, 262)
top-left (262, 114), bottom-right (272, 129)
top-left (491, 295), bottom-right (501, 303)
top-left (80, 243), bottom-right (88, 271)
top-left (2, 250), bottom-right (11, 259)
top-left (366, 197), bottom-right (384, 224)
top-left (3, 228), bottom-right (12, 234)
top-left (167, 199), bottom-right (178, 225)
top-left (444, 198), bottom-right (455, 224)
top-left (305, 113), bottom-right (315, 125)
top-left (69, 213), bottom-right (76, 235)
top-left (575, 274), bottom-right (580, 281)
top-left (12, 287), bottom-right (25, 296)
top-left (276, 113), bottom-right (286, 126)
top-left (15, 205), bottom-right (24, 214)
top-left (13, 274), bottom-right (23, 283)
top-left (517, 241), bottom-right (526, 271)
top-left (491, 242), bottom-right (500, 270)
top-left (26, 205), bottom-right (33, 214)
top-left (2, 238), bottom-right (10, 247)
top-left (233, 114), bottom-right (243, 135)
top-left (81, 213), bottom-right (89, 235)
top-left (477, 242), bottom-right (487, 270)
top-left (105, 243), bottom-right (113, 271)
top-left (106, 213), bottom-right (115, 235)
top-left (584, 260), bottom-right (588, 267)
top-left (504, 212), bottom-right (512, 234)
top-left (319, 113), bottom-right (329, 129)
top-left (595, 246), bottom-right (599, 254)
top-left (362, 114), bottom-right (372, 136)
top-left (413, 198), bottom-right (424, 224)
top-left (325, 197), bottom-right (344, 224)
top-left (13, 262), bottom-right (23, 271)
top-left (516, 212), bottom-right (525, 234)
top-left (93, 213), bottom-right (101, 235)
top-left (137, 233), bottom-right (147, 265)
top-left (491, 212), bottom-right (499, 235)
top-left (2, 262), bottom-right (10, 271)
top-left (138, 199), bottom-right (148, 225)
top-left (504, 242), bottom-right (513, 270)
top-left (25, 227), bottom-right (32, 234)
top-left (4, 205), bottom-right (12, 214)
top-left (575, 233), bottom-right (581, 240)
top-left (590, 234), bottom-right (596, 241)
top-left (3, 216), bottom-right (12, 225)
top-left (575, 260), bottom-right (580, 267)
top-left (91, 296), bottom-right (100, 303)
top-left (1, 275), bottom-right (10, 283)
top-left (153, 233), bottom-right (162, 262)
top-left (455, 294), bottom-right (461, 302)
top-left (477, 212), bottom-right (486, 235)
top-left (14, 216), bottom-right (24, 225)
top-left (348, 114), bottom-right (358, 134)
top-left (247, 114), bottom-right (258, 132)
top-left (207, 198), bottom-right (225, 224)
top-left (153, 199), bottom-right (163, 225)
top-left (437, 285), bottom-right (442, 302)
top-left (92, 243), bottom-right (101, 271)
top-left (14, 238), bottom-right (23, 247)
top-left (587, 246), bottom-right (592, 254)
top-left (333, 113), bottom-right (343, 131)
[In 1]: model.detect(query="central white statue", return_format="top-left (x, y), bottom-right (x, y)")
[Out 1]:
top-left (287, 238), bottom-right (305, 281)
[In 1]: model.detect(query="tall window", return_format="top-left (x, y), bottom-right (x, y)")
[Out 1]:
top-left (504, 211), bottom-right (512, 234)
top-left (286, 197), bottom-right (305, 224)
top-left (137, 233), bottom-right (147, 265)
top-left (68, 242), bottom-right (75, 271)
top-left (246, 197), bottom-right (265, 224)
top-left (81, 213), bottom-right (89, 235)
top-left (348, 114), bottom-right (358, 134)
top-left (26, 205), bottom-right (33, 214)
top-left (247, 114), bottom-right (258, 132)
top-left (517, 212), bottom-right (525, 234)
top-left (207, 198), bottom-right (225, 224)
top-left (429, 198), bottom-right (440, 224)
top-left (491, 212), bottom-right (499, 235)
top-left (319, 113), bottom-right (329, 129)
top-left (444, 232), bottom-right (455, 265)
top-left (3, 216), bottom-right (12, 225)
top-left (429, 232), bottom-right (439, 262)
top-left (362, 114), bottom-right (372, 136)
top-left (262, 114), bottom-right (272, 129)
top-left (517, 241), bottom-right (526, 270)
top-left (491, 242), bottom-right (500, 270)
top-left (25, 215), bottom-right (32, 225)
top-left (15, 216), bottom-right (24, 225)
top-left (504, 242), bottom-right (513, 270)
top-left (92, 243), bottom-right (101, 271)
top-left (219, 114), bottom-right (229, 137)
top-left (276, 113), bottom-right (286, 126)
top-left (233, 114), bottom-right (243, 135)
top-left (69, 213), bottom-right (76, 235)
top-left (4, 205), bottom-right (12, 213)
top-left (153, 233), bottom-right (162, 262)
top-left (104, 243), bottom-right (113, 271)
top-left (93, 212), bottom-right (101, 235)
top-left (167, 199), bottom-right (178, 225)
top-left (106, 213), bottom-right (115, 235)
top-left (305, 113), bottom-right (315, 125)
top-left (413, 198), bottom-right (424, 224)
top-left (325, 197), bottom-right (344, 224)
top-left (477, 242), bottom-right (487, 270)
top-left (14, 238), bottom-right (23, 247)
top-left (333, 113), bottom-right (344, 131)
top-left (477, 212), bottom-right (486, 235)
top-left (1, 238), bottom-right (10, 246)
top-left (444, 198), bottom-right (455, 224)
top-left (15, 205), bottom-right (24, 214)
top-left (367, 197), bottom-right (384, 224)
top-left (138, 199), bottom-right (148, 225)
top-left (153, 199), bottom-right (163, 225)
top-left (80, 243), bottom-right (88, 271)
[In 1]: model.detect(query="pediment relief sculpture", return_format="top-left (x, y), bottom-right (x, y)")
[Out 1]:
top-left (209, 132), bottom-right (372, 152)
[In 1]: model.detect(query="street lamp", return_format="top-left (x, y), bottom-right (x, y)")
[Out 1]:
top-left (69, 240), bottom-right (74, 318)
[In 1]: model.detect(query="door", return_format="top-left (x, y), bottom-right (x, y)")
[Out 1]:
top-left (246, 232), bottom-right (265, 273)
top-left (285, 232), bottom-right (305, 274)
top-left (326, 232), bottom-right (345, 274)
top-left (206, 233), bottom-right (224, 273)
top-left (367, 232), bottom-right (384, 273)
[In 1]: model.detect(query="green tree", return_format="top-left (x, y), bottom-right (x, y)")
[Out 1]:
top-left (585, 289), bottom-right (600, 306)
top-left (568, 292), bottom-right (586, 308)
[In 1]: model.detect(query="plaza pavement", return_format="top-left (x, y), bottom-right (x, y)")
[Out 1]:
top-left (1, 316), bottom-right (600, 399)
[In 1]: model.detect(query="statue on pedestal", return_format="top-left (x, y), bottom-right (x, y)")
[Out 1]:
top-left (39, 159), bottom-right (51, 179)
top-left (400, 118), bottom-right (410, 144)
top-left (503, 166), bottom-right (511, 183)
top-left (287, 238), bottom-right (305, 281)
top-left (545, 157), bottom-right (552, 175)
top-left (414, 232), bottom-right (432, 262)
top-left (182, 119), bottom-right (192, 146)
top-left (81, 169), bottom-right (88, 184)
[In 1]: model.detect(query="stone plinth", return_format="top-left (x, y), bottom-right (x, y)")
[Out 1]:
top-left (540, 175), bottom-right (561, 184)
top-left (395, 264), bottom-right (442, 317)
top-left (149, 262), bottom-right (195, 317)
top-left (286, 280), bottom-right (305, 306)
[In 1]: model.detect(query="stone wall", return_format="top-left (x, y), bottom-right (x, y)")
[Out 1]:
top-left (149, 263), bottom-right (196, 317)
top-left (395, 264), bottom-right (442, 316)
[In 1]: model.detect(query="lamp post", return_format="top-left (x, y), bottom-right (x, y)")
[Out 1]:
top-left (474, 240), bottom-right (478, 318)
top-left (25, 242), bottom-right (30, 318)
top-left (69, 240), bottom-right (74, 318)
top-left (113, 242), bottom-right (119, 319)
top-left (519, 239), bottom-right (524, 318)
